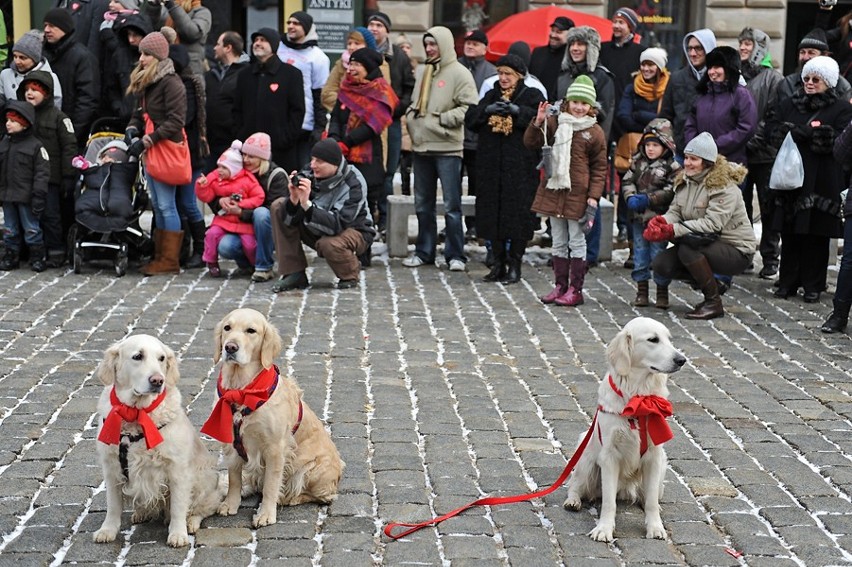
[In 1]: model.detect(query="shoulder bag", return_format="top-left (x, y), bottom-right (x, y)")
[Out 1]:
top-left (143, 114), bottom-right (192, 186)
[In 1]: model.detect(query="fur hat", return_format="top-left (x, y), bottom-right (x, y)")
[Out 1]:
top-left (639, 47), bottom-right (667, 70)
top-left (349, 27), bottom-right (377, 51)
top-left (367, 12), bottom-right (391, 32)
top-left (217, 140), bottom-right (244, 176)
top-left (43, 8), bottom-right (75, 35)
top-left (290, 11), bottom-right (314, 33)
top-left (495, 53), bottom-right (527, 77)
top-left (802, 55), bottom-right (840, 88)
top-left (551, 17), bottom-right (574, 32)
top-left (565, 26), bottom-right (602, 71)
top-left (564, 74), bottom-right (596, 106)
top-left (798, 28), bottom-right (830, 53)
top-left (311, 138), bottom-right (343, 166)
top-left (738, 27), bottom-right (771, 68)
top-left (684, 132), bottom-right (718, 163)
top-left (464, 29), bottom-right (488, 46)
top-left (349, 47), bottom-right (383, 74)
top-left (139, 31), bottom-right (169, 60)
top-left (701, 46), bottom-right (741, 92)
top-left (613, 7), bottom-right (640, 32)
top-left (12, 30), bottom-right (43, 63)
top-left (242, 132), bottom-right (272, 161)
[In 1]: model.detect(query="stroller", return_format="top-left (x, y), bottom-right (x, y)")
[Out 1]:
top-left (69, 117), bottom-right (152, 276)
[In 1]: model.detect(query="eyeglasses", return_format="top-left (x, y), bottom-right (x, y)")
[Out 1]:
top-left (686, 45), bottom-right (704, 53)
top-left (803, 76), bottom-right (823, 84)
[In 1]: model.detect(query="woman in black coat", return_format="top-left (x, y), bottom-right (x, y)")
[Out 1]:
top-left (765, 55), bottom-right (852, 302)
top-left (465, 54), bottom-right (544, 284)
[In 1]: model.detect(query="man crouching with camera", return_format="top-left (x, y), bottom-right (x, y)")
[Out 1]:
top-left (269, 139), bottom-right (377, 291)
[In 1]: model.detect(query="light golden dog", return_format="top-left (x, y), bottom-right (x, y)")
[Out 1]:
top-left (563, 317), bottom-right (686, 542)
top-left (93, 335), bottom-right (221, 547)
top-left (205, 308), bottom-right (344, 527)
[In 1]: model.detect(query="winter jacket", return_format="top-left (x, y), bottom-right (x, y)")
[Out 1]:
top-left (277, 27), bottom-right (330, 133)
top-left (195, 168), bottom-right (265, 235)
top-left (0, 101), bottom-right (50, 208)
top-left (43, 32), bottom-right (100, 144)
top-left (600, 36), bottom-right (645, 137)
top-left (765, 88), bottom-right (852, 238)
top-left (523, 114), bottom-right (608, 221)
top-left (206, 163), bottom-right (290, 222)
top-left (465, 82), bottom-right (544, 240)
top-left (663, 156), bottom-right (756, 256)
top-left (0, 59), bottom-right (63, 111)
top-left (406, 26), bottom-right (479, 154)
top-left (281, 160), bottom-right (376, 246)
top-left (529, 43), bottom-right (566, 101)
top-left (621, 152), bottom-right (679, 223)
top-left (204, 55), bottom-right (248, 148)
top-left (16, 71), bottom-right (77, 186)
top-left (616, 81), bottom-right (664, 135)
top-left (772, 71), bottom-right (852, 111)
top-left (100, 13), bottom-right (151, 122)
top-left (833, 120), bottom-right (852, 218)
top-left (684, 82), bottom-right (756, 166)
top-left (459, 55), bottom-right (497, 151)
top-left (128, 58), bottom-right (186, 144)
top-left (143, 1), bottom-right (211, 76)
top-left (233, 55), bottom-right (305, 173)
top-left (744, 64), bottom-right (784, 164)
top-left (63, 0), bottom-right (109, 58)
top-left (377, 40), bottom-right (415, 119)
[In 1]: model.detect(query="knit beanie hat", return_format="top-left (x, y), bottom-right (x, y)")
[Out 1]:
top-left (251, 28), bottom-right (282, 50)
top-left (290, 11), bottom-right (313, 33)
top-left (507, 41), bottom-right (531, 66)
top-left (495, 53), bottom-right (527, 77)
top-left (395, 33), bottom-right (412, 49)
top-left (349, 47), bottom-right (383, 74)
top-left (242, 132), bottom-right (271, 161)
top-left (465, 29), bottom-right (488, 46)
top-left (6, 110), bottom-right (30, 128)
top-left (613, 7), bottom-right (640, 32)
top-left (684, 132), bottom-right (718, 163)
top-left (350, 27), bottom-right (377, 51)
top-left (98, 140), bottom-right (129, 163)
top-left (802, 55), bottom-right (840, 88)
top-left (798, 28), bottom-right (829, 52)
top-left (218, 140), bottom-right (244, 176)
top-left (44, 8), bottom-right (75, 35)
top-left (564, 74), bottom-right (596, 105)
top-left (311, 138), bottom-right (343, 166)
top-left (160, 25), bottom-right (177, 44)
top-left (640, 47), bottom-right (667, 70)
top-left (367, 11), bottom-right (391, 32)
top-left (139, 31), bottom-right (169, 60)
top-left (12, 30), bottom-right (43, 63)
top-left (116, 0), bottom-right (140, 9)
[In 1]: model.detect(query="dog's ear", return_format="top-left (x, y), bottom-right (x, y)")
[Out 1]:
top-left (260, 319), bottom-right (283, 369)
top-left (96, 342), bottom-right (120, 386)
top-left (163, 343), bottom-right (180, 386)
top-left (606, 327), bottom-right (633, 377)
top-left (213, 317), bottom-right (224, 364)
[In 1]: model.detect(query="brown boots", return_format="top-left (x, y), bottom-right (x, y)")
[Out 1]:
top-left (684, 257), bottom-right (723, 319)
top-left (141, 229), bottom-right (183, 276)
top-left (634, 281), bottom-right (669, 309)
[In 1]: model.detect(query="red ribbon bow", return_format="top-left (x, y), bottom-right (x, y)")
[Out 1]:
top-left (98, 387), bottom-right (167, 450)
top-left (201, 365), bottom-right (279, 443)
top-left (621, 395), bottom-right (674, 454)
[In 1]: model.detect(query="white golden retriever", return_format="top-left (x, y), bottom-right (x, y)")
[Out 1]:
top-left (93, 335), bottom-right (221, 547)
top-left (205, 308), bottom-right (344, 528)
top-left (563, 317), bottom-right (686, 542)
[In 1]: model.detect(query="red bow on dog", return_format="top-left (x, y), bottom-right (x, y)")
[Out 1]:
top-left (621, 395), bottom-right (674, 454)
top-left (201, 365), bottom-right (279, 443)
top-left (98, 387), bottom-right (167, 449)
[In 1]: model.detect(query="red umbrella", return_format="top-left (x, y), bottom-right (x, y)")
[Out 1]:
top-left (484, 6), bottom-right (624, 62)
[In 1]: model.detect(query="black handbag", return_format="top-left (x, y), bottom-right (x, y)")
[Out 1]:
top-left (678, 230), bottom-right (719, 249)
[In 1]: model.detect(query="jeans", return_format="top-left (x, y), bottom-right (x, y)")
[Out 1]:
top-left (3, 202), bottom-right (43, 250)
top-left (412, 153), bottom-right (466, 263)
top-left (378, 120), bottom-right (402, 228)
top-left (631, 220), bottom-right (670, 286)
top-left (175, 169), bottom-right (205, 223)
top-left (146, 172), bottom-right (181, 231)
top-left (217, 233), bottom-right (252, 269)
top-left (585, 205), bottom-right (602, 262)
top-left (253, 206), bottom-right (274, 271)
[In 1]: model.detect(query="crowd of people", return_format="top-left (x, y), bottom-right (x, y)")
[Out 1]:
top-left (2, 3), bottom-right (852, 330)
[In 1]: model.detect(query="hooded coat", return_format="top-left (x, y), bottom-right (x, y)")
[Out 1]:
top-left (621, 119), bottom-right (680, 223)
top-left (684, 46), bottom-right (757, 166)
top-left (741, 29), bottom-right (784, 165)
top-left (659, 29), bottom-right (717, 154)
top-left (406, 26), bottom-right (479, 154)
top-left (0, 100), bottom-right (50, 207)
top-left (43, 31), bottom-right (100, 144)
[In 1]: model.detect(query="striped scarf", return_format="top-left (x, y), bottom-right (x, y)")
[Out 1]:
top-left (338, 74), bottom-right (399, 165)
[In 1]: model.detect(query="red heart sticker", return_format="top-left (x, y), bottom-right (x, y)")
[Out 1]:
top-left (72, 2), bottom-right (80, 9)
top-left (437, 80), bottom-right (446, 88)
top-left (287, 59), bottom-right (295, 65)
top-left (270, 83), bottom-right (279, 92)
top-left (811, 120), bottom-right (822, 127)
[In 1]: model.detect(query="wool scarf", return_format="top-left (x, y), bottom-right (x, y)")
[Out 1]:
top-left (487, 83), bottom-right (518, 136)
top-left (632, 69), bottom-right (669, 107)
top-left (338, 74), bottom-right (398, 164)
top-left (98, 388), bottom-right (167, 450)
top-left (201, 365), bottom-right (280, 443)
top-left (413, 58), bottom-right (439, 117)
top-left (546, 113), bottom-right (598, 190)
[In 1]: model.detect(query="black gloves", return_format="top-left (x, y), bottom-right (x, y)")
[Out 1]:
top-left (31, 196), bottom-right (45, 220)
top-left (128, 139), bottom-right (144, 158)
top-left (811, 124), bottom-right (836, 153)
top-left (61, 177), bottom-right (77, 198)
top-left (124, 127), bottom-right (139, 146)
top-left (505, 103), bottom-right (520, 117)
top-left (485, 101), bottom-right (516, 117)
top-left (789, 122), bottom-right (814, 144)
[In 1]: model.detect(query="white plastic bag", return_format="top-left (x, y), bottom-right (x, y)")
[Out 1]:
top-left (769, 132), bottom-right (805, 190)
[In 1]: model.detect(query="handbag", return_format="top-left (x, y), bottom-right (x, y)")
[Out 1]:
top-left (143, 114), bottom-right (192, 186)
top-left (768, 132), bottom-right (805, 191)
top-left (678, 230), bottom-right (719, 249)
top-left (614, 132), bottom-right (643, 173)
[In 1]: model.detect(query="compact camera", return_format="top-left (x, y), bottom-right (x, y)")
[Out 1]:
top-left (217, 194), bottom-right (242, 215)
top-left (290, 169), bottom-right (312, 187)
top-left (546, 103), bottom-right (561, 116)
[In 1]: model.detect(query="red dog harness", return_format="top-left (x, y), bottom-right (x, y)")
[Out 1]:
top-left (598, 375), bottom-right (673, 455)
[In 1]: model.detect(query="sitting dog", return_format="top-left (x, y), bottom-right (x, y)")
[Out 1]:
top-left (563, 317), bottom-right (686, 542)
top-left (202, 308), bottom-right (344, 527)
top-left (93, 335), bottom-right (221, 547)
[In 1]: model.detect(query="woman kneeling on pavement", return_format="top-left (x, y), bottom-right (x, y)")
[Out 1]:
top-left (644, 132), bottom-right (756, 320)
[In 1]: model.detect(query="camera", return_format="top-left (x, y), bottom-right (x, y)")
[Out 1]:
top-left (546, 103), bottom-right (561, 116)
top-left (290, 168), bottom-right (312, 187)
top-left (819, 0), bottom-right (837, 7)
top-left (217, 194), bottom-right (242, 215)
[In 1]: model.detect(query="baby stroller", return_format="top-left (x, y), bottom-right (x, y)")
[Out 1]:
top-left (69, 117), bottom-right (152, 276)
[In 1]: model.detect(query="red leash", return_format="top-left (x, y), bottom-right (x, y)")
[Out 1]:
top-left (383, 410), bottom-right (599, 540)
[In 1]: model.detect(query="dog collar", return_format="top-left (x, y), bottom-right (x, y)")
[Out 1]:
top-left (201, 365), bottom-right (280, 444)
top-left (98, 387), bottom-right (167, 450)
top-left (599, 375), bottom-right (674, 455)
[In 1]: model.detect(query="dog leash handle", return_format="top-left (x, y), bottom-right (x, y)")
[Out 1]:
top-left (383, 411), bottom-right (598, 540)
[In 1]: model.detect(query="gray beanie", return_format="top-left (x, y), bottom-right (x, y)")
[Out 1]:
top-left (683, 132), bottom-right (718, 163)
top-left (12, 30), bottom-right (43, 63)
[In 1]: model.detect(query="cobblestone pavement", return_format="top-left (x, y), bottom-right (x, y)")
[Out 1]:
top-left (1, 245), bottom-right (852, 567)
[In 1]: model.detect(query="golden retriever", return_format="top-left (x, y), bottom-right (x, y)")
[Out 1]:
top-left (563, 317), bottom-right (686, 542)
top-left (204, 308), bottom-right (344, 527)
top-left (93, 335), bottom-right (221, 547)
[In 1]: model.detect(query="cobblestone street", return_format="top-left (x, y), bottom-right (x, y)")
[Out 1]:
top-left (1, 244), bottom-right (851, 566)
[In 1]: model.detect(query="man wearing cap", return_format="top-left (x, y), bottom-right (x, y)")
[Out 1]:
top-left (530, 16), bottom-right (573, 101)
top-left (367, 12), bottom-right (415, 234)
top-left (277, 11), bottom-right (331, 167)
top-left (403, 26), bottom-right (479, 271)
top-left (233, 28), bottom-right (305, 174)
top-left (205, 31), bottom-right (249, 171)
top-left (270, 138), bottom-right (376, 291)
top-left (42, 7), bottom-right (99, 147)
top-left (458, 29), bottom-right (497, 240)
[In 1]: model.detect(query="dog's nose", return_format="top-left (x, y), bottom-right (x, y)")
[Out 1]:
top-left (674, 355), bottom-right (687, 367)
top-left (225, 342), bottom-right (239, 355)
top-left (149, 373), bottom-right (164, 389)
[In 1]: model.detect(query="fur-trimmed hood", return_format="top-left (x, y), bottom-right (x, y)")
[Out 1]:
top-left (674, 155), bottom-right (747, 194)
top-left (561, 25), bottom-right (601, 72)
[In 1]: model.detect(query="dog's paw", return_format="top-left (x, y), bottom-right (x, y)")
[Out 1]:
top-left (252, 507), bottom-right (277, 528)
top-left (167, 529), bottom-right (190, 548)
top-left (130, 511), bottom-right (154, 524)
top-left (589, 523), bottom-right (615, 542)
top-left (646, 522), bottom-right (666, 539)
top-left (187, 515), bottom-right (202, 534)
top-left (218, 501), bottom-right (239, 516)
top-left (93, 527), bottom-right (118, 543)
top-left (563, 495), bottom-right (582, 511)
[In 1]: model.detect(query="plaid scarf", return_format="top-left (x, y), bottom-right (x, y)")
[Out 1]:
top-left (338, 74), bottom-right (399, 165)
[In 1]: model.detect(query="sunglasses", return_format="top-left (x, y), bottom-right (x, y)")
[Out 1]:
top-left (803, 76), bottom-right (823, 84)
